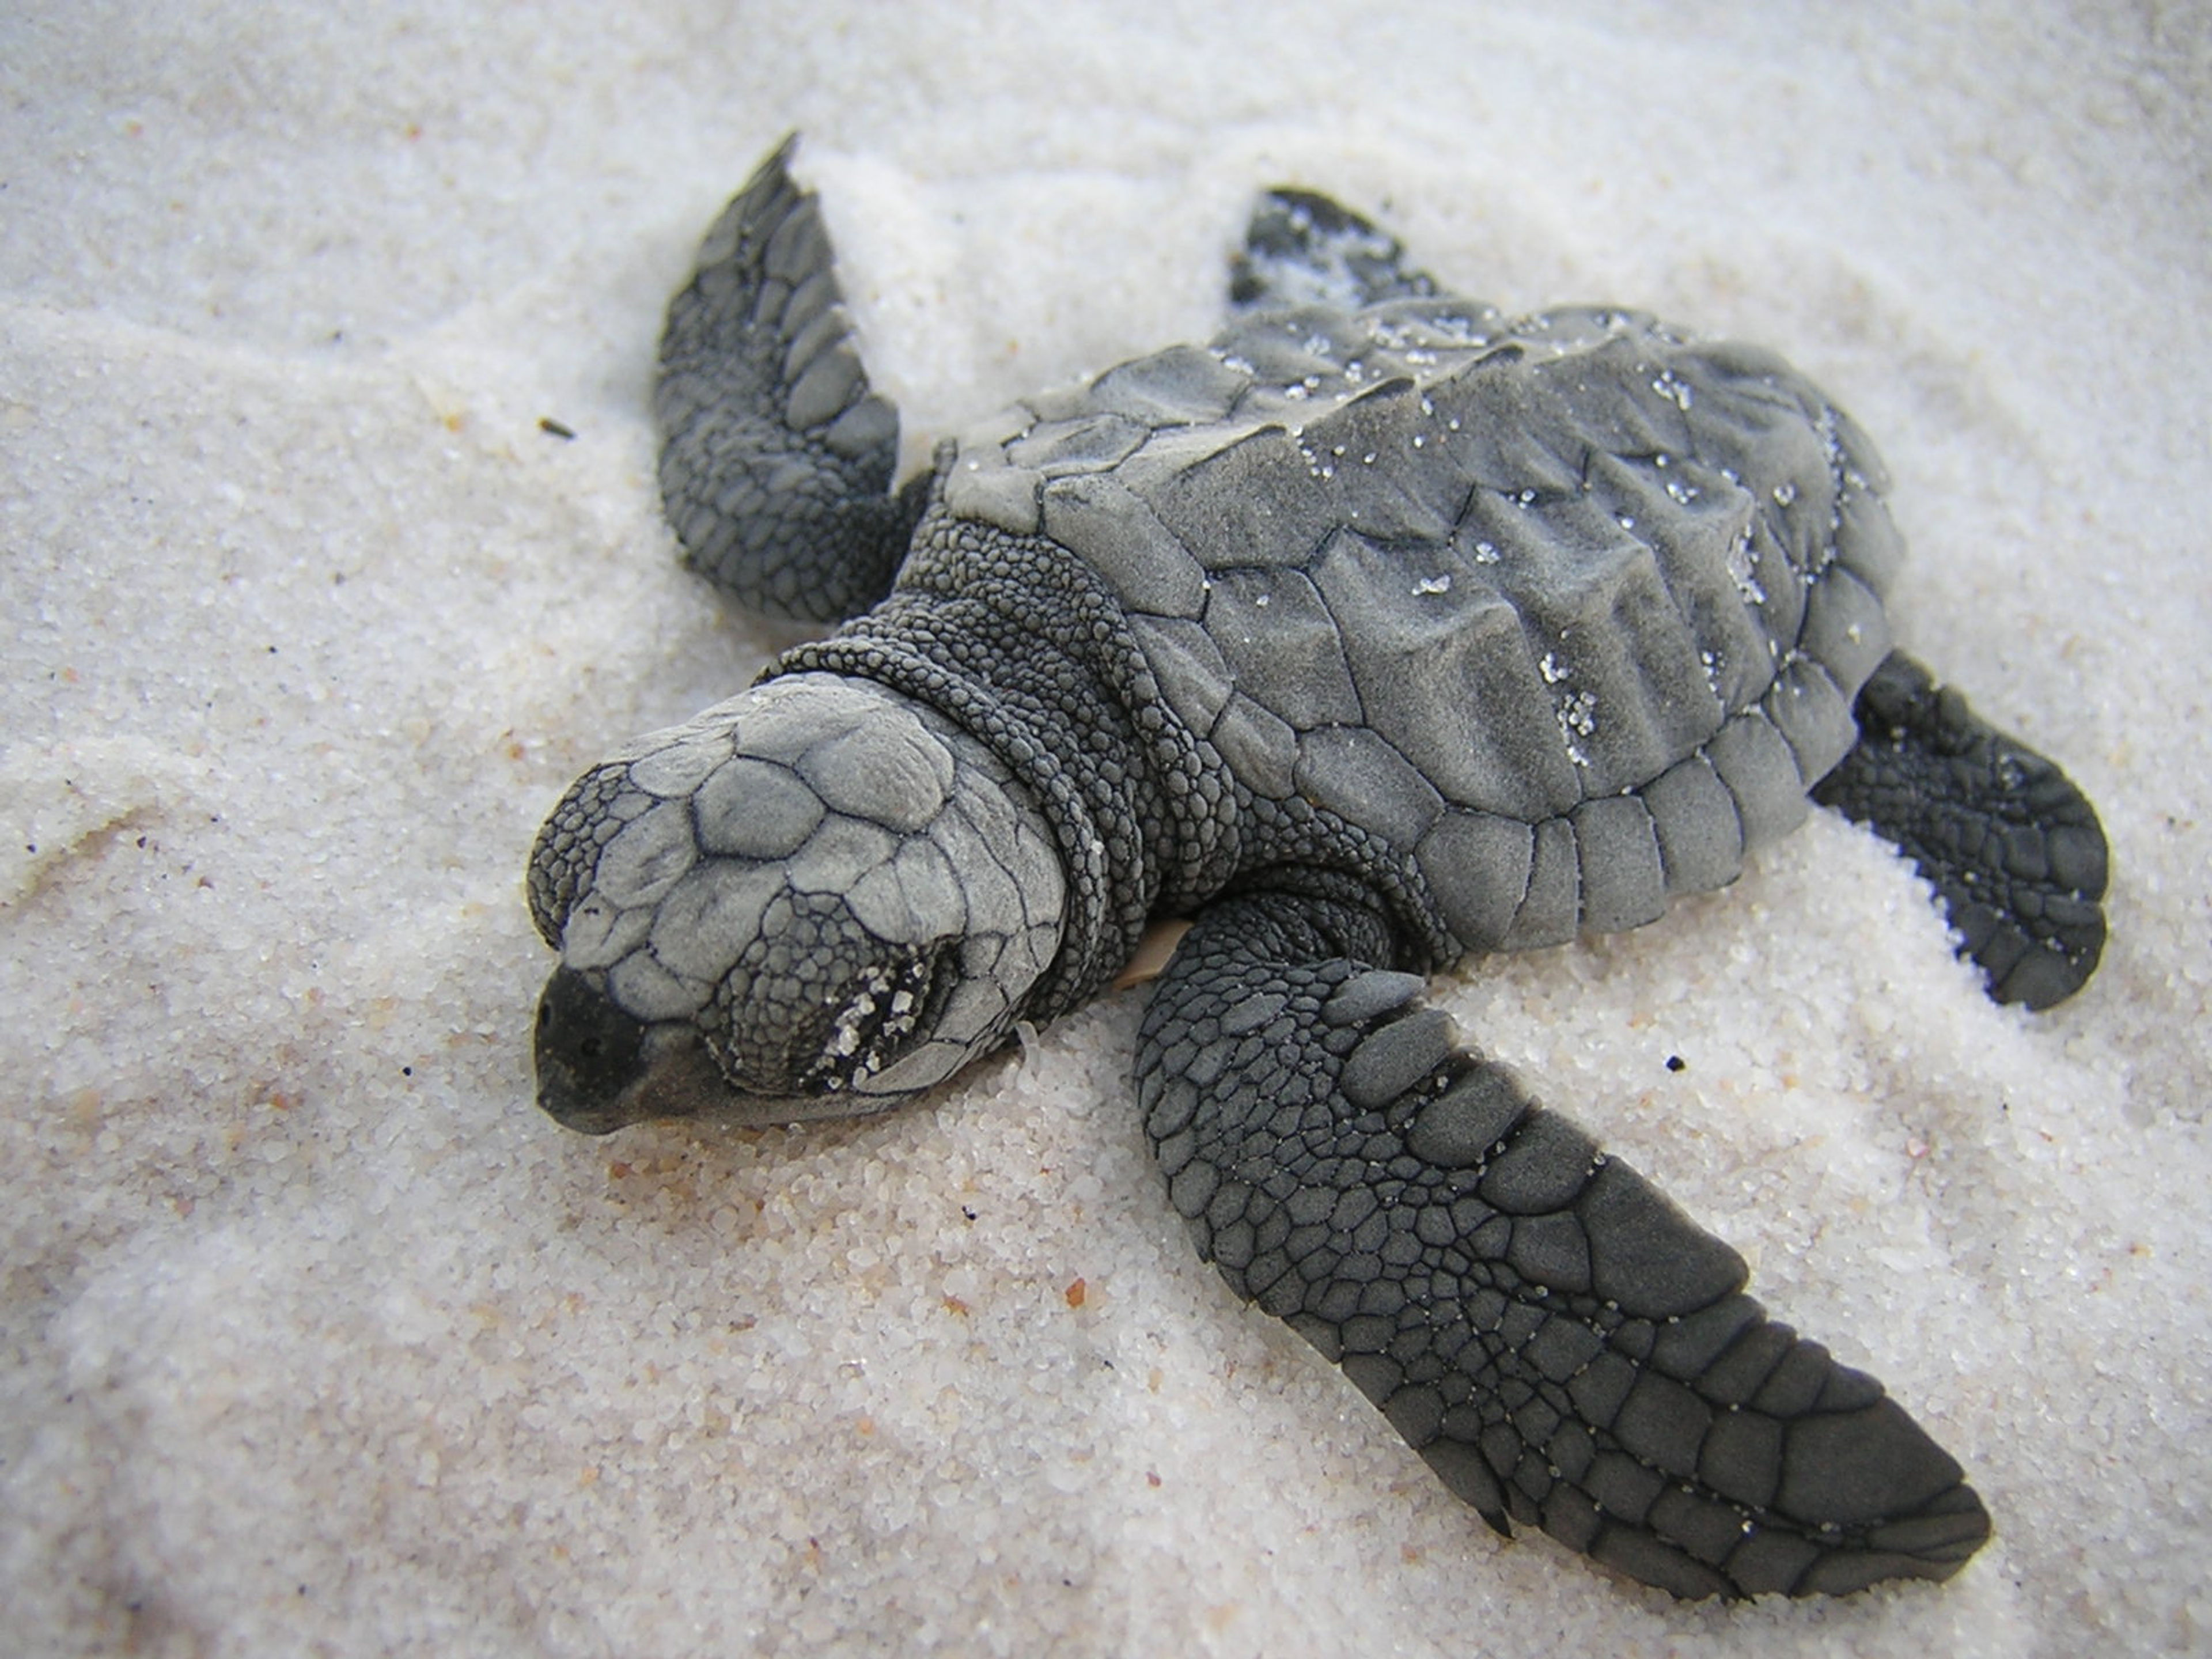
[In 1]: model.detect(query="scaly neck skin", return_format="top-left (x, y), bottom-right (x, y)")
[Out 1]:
top-left (772, 511), bottom-right (1243, 1021)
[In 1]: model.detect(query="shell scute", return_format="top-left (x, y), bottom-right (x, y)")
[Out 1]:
top-left (945, 294), bottom-right (1900, 949)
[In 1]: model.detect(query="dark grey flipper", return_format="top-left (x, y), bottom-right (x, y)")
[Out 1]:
top-left (1136, 888), bottom-right (1991, 1599)
top-left (1229, 188), bottom-right (1438, 312)
top-left (1812, 651), bottom-right (2108, 1010)
top-left (656, 137), bottom-right (921, 622)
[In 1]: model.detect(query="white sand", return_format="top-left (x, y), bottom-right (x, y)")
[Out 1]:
top-left (5, 3), bottom-right (2208, 1654)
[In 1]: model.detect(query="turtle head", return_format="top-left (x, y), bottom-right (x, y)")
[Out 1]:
top-left (527, 673), bottom-right (1066, 1134)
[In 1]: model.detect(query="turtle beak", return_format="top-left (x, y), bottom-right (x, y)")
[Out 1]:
top-left (533, 965), bottom-right (732, 1135)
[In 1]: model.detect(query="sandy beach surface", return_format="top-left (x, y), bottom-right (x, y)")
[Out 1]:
top-left (5, 3), bottom-right (2208, 1654)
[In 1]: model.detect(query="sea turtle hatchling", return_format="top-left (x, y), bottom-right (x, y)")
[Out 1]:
top-left (526, 138), bottom-right (2109, 1600)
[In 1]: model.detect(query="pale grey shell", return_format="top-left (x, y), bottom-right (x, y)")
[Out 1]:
top-left (942, 297), bottom-right (1899, 954)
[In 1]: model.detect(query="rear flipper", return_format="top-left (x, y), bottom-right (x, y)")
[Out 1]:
top-left (1813, 651), bottom-right (2108, 1010)
top-left (1137, 888), bottom-right (1991, 1599)
top-left (656, 136), bottom-right (921, 622)
top-left (1229, 188), bottom-right (1437, 312)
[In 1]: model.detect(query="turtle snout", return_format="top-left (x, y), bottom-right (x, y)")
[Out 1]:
top-left (534, 965), bottom-right (650, 1134)
top-left (534, 964), bottom-right (796, 1132)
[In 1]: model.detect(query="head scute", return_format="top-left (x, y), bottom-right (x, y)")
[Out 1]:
top-left (530, 674), bottom-right (1065, 1130)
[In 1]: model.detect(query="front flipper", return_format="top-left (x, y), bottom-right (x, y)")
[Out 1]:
top-left (1136, 889), bottom-right (1991, 1599)
top-left (656, 135), bottom-right (920, 622)
top-left (1812, 651), bottom-right (2108, 1010)
top-left (1229, 188), bottom-right (1437, 312)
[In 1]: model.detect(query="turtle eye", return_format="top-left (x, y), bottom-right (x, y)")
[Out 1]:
top-left (800, 945), bottom-right (950, 1094)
